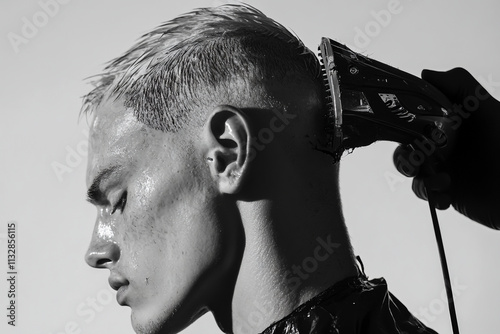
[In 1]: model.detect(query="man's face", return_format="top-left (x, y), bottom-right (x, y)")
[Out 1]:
top-left (84, 98), bottom-right (239, 333)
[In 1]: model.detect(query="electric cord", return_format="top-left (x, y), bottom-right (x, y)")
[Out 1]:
top-left (426, 183), bottom-right (460, 334)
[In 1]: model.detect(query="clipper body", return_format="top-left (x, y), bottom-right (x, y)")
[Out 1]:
top-left (319, 38), bottom-right (456, 166)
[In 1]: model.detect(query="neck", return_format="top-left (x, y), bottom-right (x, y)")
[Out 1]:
top-left (230, 168), bottom-right (357, 334)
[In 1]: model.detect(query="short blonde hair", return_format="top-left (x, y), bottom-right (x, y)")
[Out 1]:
top-left (81, 4), bottom-right (321, 132)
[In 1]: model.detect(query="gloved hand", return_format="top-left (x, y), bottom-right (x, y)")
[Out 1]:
top-left (393, 68), bottom-right (500, 229)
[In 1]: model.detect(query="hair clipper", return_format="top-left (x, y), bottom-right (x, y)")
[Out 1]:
top-left (318, 38), bottom-right (457, 171)
top-left (318, 38), bottom-right (465, 334)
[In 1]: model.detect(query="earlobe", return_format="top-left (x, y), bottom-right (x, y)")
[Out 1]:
top-left (204, 105), bottom-right (251, 194)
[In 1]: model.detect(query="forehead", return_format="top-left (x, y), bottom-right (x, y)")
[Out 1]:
top-left (86, 98), bottom-right (168, 186)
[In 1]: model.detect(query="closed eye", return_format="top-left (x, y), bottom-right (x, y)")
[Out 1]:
top-left (111, 191), bottom-right (127, 214)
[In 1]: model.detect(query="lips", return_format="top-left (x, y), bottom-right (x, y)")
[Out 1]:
top-left (108, 273), bottom-right (129, 305)
top-left (116, 285), bottom-right (129, 306)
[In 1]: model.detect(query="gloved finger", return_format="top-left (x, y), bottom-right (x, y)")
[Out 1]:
top-left (421, 68), bottom-right (492, 105)
top-left (412, 177), bottom-right (451, 210)
top-left (433, 193), bottom-right (452, 210)
top-left (424, 172), bottom-right (451, 192)
top-left (412, 177), bottom-right (427, 201)
top-left (393, 144), bottom-right (421, 177)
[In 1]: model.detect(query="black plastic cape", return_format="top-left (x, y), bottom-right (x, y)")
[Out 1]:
top-left (260, 273), bottom-right (438, 334)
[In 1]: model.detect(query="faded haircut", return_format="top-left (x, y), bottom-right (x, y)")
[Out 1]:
top-left (81, 4), bottom-right (322, 132)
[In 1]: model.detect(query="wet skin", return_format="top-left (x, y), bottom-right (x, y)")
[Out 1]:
top-left (84, 98), bottom-right (243, 334)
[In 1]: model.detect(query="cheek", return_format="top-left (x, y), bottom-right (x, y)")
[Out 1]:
top-left (149, 186), bottom-right (222, 264)
top-left (119, 173), bottom-right (222, 282)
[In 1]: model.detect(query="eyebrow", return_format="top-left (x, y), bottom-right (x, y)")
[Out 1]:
top-left (86, 166), bottom-right (121, 205)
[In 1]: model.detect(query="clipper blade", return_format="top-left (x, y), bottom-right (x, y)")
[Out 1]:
top-left (318, 37), bottom-right (344, 158)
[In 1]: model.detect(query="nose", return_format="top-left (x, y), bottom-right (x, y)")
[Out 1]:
top-left (85, 241), bottom-right (120, 268)
top-left (85, 235), bottom-right (121, 269)
top-left (85, 242), bottom-right (120, 268)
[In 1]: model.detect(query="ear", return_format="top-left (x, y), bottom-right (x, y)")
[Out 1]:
top-left (204, 105), bottom-right (252, 194)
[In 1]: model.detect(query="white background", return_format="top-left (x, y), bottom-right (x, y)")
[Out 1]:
top-left (1, 0), bottom-right (499, 333)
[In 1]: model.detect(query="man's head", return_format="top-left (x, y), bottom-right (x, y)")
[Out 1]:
top-left (83, 4), bottom-right (336, 334)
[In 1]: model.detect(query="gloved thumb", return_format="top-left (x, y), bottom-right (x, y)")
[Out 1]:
top-left (421, 68), bottom-right (491, 105)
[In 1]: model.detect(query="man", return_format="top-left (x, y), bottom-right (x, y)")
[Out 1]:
top-left (82, 4), bottom-right (498, 334)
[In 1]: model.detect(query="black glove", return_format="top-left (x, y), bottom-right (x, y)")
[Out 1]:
top-left (393, 68), bottom-right (500, 229)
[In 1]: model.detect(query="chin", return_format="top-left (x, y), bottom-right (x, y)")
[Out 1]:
top-left (131, 309), bottom-right (170, 334)
top-left (130, 305), bottom-right (195, 334)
